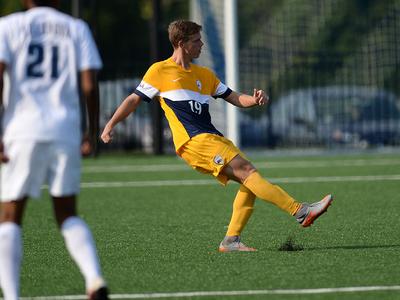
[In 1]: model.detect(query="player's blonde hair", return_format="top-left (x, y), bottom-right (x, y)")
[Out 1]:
top-left (168, 20), bottom-right (202, 48)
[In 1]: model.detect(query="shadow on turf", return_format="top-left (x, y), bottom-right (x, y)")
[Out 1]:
top-left (303, 244), bottom-right (400, 251)
top-left (274, 234), bottom-right (400, 252)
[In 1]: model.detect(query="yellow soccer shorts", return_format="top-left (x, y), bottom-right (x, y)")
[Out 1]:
top-left (177, 133), bottom-right (246, 185)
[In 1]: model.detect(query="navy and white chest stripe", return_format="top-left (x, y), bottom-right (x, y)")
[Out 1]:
top-left (134, 81), bottom-right (232, 103)
top-left (134, 81), bottom-right (232, 138)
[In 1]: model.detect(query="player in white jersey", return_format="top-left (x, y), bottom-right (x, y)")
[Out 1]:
top-left (0, 1), bottom-right (108, 299)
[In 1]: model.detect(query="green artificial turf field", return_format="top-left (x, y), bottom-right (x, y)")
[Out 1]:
top-left (7, 152), bottom-right (400, 300)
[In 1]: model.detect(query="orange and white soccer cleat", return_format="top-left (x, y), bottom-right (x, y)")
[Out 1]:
top-left (296, 194), bottom-right (333, 227)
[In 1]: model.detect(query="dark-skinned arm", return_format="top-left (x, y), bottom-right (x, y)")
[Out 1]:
top-left (0, 62), bottom-right (9, 163)
top-left (80, 69), bottom-right (100, 156)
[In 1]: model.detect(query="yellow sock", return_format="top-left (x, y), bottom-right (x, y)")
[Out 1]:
top-left (243, 171), bottom-right (301, 215)
top-left (226, 185), bottom-right (256, 236)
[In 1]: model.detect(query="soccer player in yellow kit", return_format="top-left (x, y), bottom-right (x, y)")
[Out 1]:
top-left (101, 20), bottom-right (333, 252)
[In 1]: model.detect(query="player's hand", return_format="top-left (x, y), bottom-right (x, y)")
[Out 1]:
top-left (0, 141), bottom-right (9, 163)
top-left (81, 134), bottom-right (93, 157)
top-left (101, 124), bottom-right (114, 143)
top-left (253, 89), bottom-right (269, 106)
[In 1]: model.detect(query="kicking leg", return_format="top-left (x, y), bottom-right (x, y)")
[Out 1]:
top-left (223, 155), bottom-right (332, 226)
top-left (223, 155), bottom-right (301, 215)
top-left (237, 165), bottom-right (332, 226)
top-left (243, 171), bottom-right (301, 215)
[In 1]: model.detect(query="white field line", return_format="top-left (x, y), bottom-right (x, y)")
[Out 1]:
top-left (15, 285), bottom-right (400, 300)
top-left (82, 159), bottom-right (400, 173)
top-left (76, 174), bottom-right (400, 189)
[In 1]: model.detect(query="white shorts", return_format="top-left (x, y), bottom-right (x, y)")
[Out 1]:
top-left (0, 140), bottom-right (81, 201)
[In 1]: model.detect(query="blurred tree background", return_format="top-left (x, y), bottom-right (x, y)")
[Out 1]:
top-left (0, 0), bottom-right (188, 80)
top-left (1, 0), bottom-right (397, 86)
top-left (1, 0), bottom-right (399, 150)
top-left (236, 0), bottom-right (400, 96)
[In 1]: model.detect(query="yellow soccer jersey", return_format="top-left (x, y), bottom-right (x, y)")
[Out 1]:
top-left (134, 57), bottom-right (232, 151)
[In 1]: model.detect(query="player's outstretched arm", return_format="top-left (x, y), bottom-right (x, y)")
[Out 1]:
top-left (101, 93), bottom-right (142, 143)
top-left (225, 89), bottom-right (269, 108)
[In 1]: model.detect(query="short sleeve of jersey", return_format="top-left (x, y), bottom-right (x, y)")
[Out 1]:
top-left (76, 20), bottom-right (102, 71)
top-left (0, 18), bottom-right (11, 64)
top-left (213, 81), bottom-right (232, 99)
top-left (209, 70), bottom-right (232, 99)
top-left (134, 63), bottom-right (161, 102)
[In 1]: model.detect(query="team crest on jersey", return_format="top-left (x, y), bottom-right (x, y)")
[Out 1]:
top-left (196, 80), bottom-right (202, 91)
top-left (213, 155), bottom-right (224, 165)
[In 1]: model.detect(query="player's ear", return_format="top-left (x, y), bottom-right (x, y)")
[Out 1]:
top-left (177, 39), bottom-right (185, 49)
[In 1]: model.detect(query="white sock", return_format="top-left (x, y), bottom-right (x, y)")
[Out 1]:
top-left (61, 216), bottom-right (104, 291)
top-left (0, 222), bottom-right (22, 300)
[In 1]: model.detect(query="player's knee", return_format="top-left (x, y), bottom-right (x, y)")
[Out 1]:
top-left (242, 167), bottom-right (257, 182)
top-left (0, 200), bottom-right (27, 225)
top-left (54, 206), bottom-right (77, 227)
top-left (0, 208), bottom-right (22, 225)
top-left (52, 196), bottom-right (77, 227)
top-left (54, 211), bottom-right (77, 227)
top-left (236, 164), bottom-right (257, 183)
top-left (225, 155), bottom-right (257, 183)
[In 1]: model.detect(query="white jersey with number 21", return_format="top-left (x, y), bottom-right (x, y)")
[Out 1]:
top-left (0, 6), bottom-right (102, 144)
